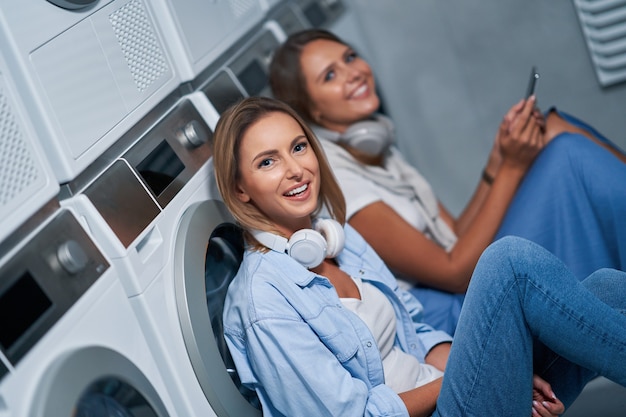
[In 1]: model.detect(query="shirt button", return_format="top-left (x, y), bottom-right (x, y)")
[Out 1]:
top-left (366, 341), bottom-right (372, 348)
top-left (410, 344), bottom-right (416, 349)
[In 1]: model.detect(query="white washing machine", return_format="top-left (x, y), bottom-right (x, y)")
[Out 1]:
top-left (277, 0), bottom-right (346, 31)
top-left (193, 0), bottom-right (353, 115)
top-left (191, 19), bottom-right (288, 116)
top-left (0, 205), bottom-right (176, 417)
top-left (0, 0), bottom-right (180, 183)
top-left (60, 90), bottom-right (259, 416)
top-left (148, 0), bottom-right (266, 83)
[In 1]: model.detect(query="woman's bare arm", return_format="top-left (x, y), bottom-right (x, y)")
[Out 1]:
top-left (349, 98), bottom-right (543, 293)
top-left (399, 378), bottom-right (442, 417)
top-left (350, 165), bottom-right (522, 293)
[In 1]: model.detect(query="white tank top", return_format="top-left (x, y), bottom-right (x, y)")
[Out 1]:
top-left (341, 276), bottom-right (443, 393)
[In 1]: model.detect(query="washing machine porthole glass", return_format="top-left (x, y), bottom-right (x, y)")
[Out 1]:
top-left (46, 0), bottom-right (99, 10)
top-left (204, 223), bottom-right (261, 409)
top-left (75, 377), bottom-right (158, 417)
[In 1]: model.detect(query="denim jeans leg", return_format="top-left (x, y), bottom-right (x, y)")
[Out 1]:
top-left (534, 267), bottom-right (626, 407)
top-left (433, 236), bottom-right (626, 417)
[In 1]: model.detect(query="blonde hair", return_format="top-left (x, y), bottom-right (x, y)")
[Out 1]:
top-left (212, 97), bottom-right (346, 246)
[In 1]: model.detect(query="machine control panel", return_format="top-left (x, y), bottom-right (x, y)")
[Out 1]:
top-left (0, 210), bottom-right (109, 366)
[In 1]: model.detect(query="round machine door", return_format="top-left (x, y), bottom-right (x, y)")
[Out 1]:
top-left (175, 200), bottom-right (262, 416)
top-left (31, 347), bottom-right (170, 416)
top-left (45, 0), bottom-right (99, 10)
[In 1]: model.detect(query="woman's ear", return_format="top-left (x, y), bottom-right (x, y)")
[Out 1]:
top-left (235, 184), bottom-right (251, 203)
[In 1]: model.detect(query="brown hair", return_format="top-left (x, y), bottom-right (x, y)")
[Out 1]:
top-left (212, 96), bottom-right (346, 245)
top-left (269, 29), bottom-right (348, 124)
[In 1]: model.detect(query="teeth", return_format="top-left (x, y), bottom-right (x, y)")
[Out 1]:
top-left (352, 84), bottom-right (367, 98)
top-left (286, 184), bottom-right (307, 196)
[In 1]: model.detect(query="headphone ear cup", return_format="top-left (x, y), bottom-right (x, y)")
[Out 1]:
top-left (342, 118), bottom-right (393, 156)
top-left (313, 218), bottom-right (345, 258)
top-left (287, 229), bottom-right (327, 269)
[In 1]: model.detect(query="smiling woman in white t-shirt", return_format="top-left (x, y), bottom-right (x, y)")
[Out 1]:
top-left (268, 28), bottom-right (626, 335)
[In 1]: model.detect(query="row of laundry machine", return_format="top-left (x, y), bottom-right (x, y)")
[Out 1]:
top-left (0, 0), bottom-right (363, 415)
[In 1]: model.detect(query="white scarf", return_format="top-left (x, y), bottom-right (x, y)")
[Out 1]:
top-left (314, 123), bottom-right (458, 251)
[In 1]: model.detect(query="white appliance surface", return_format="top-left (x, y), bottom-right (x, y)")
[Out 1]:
top-left (149, 0), bottom-right (267, 82)
top-left (0, 0), bottom-right (180, 183)
top-left (0, 54), bottom-right (58, 244)
top-left (59, 92), bottom-right (253, 416)
top-left (0, 208), bottom-right (176, 417)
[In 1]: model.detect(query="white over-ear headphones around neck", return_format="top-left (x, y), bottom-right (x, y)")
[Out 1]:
top-left (251, 218), bottom-right (345, 269)
top-left (314, 114), bottom-right (395, 156)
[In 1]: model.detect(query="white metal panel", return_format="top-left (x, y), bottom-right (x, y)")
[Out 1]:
top-left (149, 0), bottom-right (267, 82)
top-left (0, 61), bottom-right (58, 244)
top-left (0, 0), bottom-right (180, 183)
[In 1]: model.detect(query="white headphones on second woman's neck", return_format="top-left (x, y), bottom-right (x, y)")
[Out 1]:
top-left (251, 218), bottom-right (345, 269)
top-left (314, 114), bottom-right (395, 157)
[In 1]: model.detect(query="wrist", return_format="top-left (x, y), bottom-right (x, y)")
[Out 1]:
top-left (481, 168), bottom-right (495, 185)
top-left (498, 161), bottom-right (528, 181)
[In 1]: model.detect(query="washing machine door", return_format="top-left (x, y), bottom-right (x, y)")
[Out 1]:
top-left (32, 347), bottom-right (170, 416)
top-left (174, 199), bottom-right (262, 416)
top-left (45, 0), bottom-right (98, 10)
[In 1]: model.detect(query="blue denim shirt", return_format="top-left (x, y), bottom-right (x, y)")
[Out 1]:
top-left (223, 224), bottom-right (452, 417)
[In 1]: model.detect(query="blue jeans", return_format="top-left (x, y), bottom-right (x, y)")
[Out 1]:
top-left (409, 285), bottom-right (464, 336)
top-left (496, 110), bottom-right (626, 280)
top-left (433, 236), bottom-right (626, 417)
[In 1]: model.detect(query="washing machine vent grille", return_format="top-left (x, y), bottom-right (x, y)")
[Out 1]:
top-left (109, 0), bottom-right (169, 92)
top-left (573, 0), bottom-right (626, 86)
top-left (0, 87), bottom-right (38, 207)
top-left (229, 0), bottom-right (257, 18)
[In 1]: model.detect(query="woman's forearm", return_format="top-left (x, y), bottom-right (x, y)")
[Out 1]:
top-left (399, 378), bottom-right (442, 417)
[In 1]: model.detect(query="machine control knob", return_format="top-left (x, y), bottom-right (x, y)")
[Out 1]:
top-left (57, 240), bottom-right (89, 275)
top-left (180, 120), bottom-right (208, 147)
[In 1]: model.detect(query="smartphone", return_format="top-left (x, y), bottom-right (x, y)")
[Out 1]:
top-left (525, 66), bottom-right (540, 98)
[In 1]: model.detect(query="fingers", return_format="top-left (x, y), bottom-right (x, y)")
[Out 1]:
top-left (508, 96), bottom-right (537, 135)
top-left (531, 375), bottom-right (565, 417)
top-left (496, 97), bottom-right (546, 170)
top-left (506, 98), bottom-right (545, 154)
top-left (532, 374), bottom-right (554, 398)
top-left (507, 98), bottom-right (526, 119)
top-left (500, 99), bottom-right (526, 131)
top-left (532, 398), bottom-right (565, 417)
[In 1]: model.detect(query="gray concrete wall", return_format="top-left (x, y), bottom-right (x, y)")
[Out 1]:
top-left (336, 0), bottom-right (626, 215)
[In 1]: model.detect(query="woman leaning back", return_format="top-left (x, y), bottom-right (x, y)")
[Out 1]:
top-left (268, 28), bottom-right (626, 334)
top-left (212, 96), bottom-right (626, 417)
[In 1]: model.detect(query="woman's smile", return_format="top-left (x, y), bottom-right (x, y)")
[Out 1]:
top-left (349, 82), bottom-right (370, 100)
top-left (284, 182), bottom-right (309, 197)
